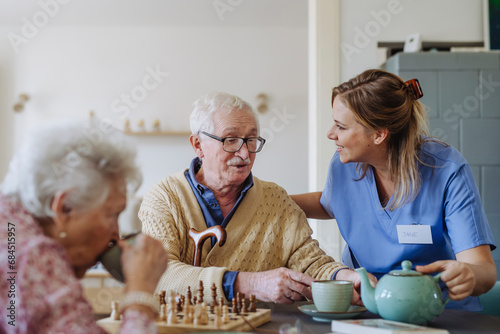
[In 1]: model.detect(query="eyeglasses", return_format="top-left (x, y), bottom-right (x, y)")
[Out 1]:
top-left (199, 131), bottom-right (266, 153)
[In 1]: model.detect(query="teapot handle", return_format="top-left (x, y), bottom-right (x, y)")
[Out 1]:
top-left (432, 272), bottom-right (450, 306)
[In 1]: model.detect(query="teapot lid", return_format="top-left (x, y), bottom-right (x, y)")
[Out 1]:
top-left (389, 260), bottom-right (423, 276)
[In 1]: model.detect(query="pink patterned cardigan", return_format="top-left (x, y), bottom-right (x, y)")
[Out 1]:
top-left (0, 194), bottom-right (157, 334)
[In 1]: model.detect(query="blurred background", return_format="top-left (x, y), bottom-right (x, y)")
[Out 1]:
top-left (0, 0), bottom-right (494, 267)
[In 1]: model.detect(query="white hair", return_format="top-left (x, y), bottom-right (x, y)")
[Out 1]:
top-left (1, 120), bottom-right (142, 218)
top-left (189, 92), bottom-right (260, 135)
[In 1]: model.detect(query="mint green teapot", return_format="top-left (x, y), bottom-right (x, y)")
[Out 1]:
top-left (356, 260), bottom-right (449, 325)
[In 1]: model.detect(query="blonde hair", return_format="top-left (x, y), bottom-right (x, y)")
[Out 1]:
top-left (331, 69), bottom-right (441, 210)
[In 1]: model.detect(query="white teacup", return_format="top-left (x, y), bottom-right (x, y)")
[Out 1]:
top-left (311, 280), bottom-right (353, 312)
top-left (98, 231), bottom-right (140, 282)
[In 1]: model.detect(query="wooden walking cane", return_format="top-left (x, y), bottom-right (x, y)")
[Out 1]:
top-left (188, 225), bottom-right (227, 266)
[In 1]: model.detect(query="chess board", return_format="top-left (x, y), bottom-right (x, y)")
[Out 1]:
top-left (97, 307), bottom-right (271, 333)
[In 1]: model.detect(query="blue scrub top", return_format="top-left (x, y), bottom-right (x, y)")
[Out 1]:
top-left (320, 140), bottom-right (496, 311)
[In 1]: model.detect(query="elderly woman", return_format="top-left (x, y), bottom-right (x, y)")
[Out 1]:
top-left (0, 121), bottom-right (168, 333)
top-left (292, 69), bottom-right (497, 311)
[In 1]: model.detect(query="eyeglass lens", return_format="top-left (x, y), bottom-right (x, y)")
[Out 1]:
top-left (224, 138), bottom-right (263, 153)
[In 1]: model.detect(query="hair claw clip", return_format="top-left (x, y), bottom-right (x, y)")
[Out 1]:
top-left (404, 79), bottom-right (424, 100)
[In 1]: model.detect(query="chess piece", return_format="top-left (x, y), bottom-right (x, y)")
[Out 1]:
top-left (211, 283), bottom-right (218, 312)
top-left (215, 304), bottom-right (222, 328)
top-left (167, 307), bottom-right (177, 324)
top-left (200, 302), bottom-right (209, 324)
top-left (186, 286), bottom-right (192, 305)
top-left (232, 297), bottom-right (239, 315)
top-left (237, 292), bottom-right (243, 311)
top-left (168, 291), bottom-right (175, 313)
top-left (219, 297), bottom-right (224, 314)
top-left (177, 295), bottom-right (183, 313)
top-left (183, 304), bottom-right (193, 324)
top-left (242, 298), bottom-right (248, 313)
top-left (160, 304), bottom-right (167, 321)
top-left (193, 304), bottom-right (202, 326)
top-left (222, 305), bottom-right (230, 324)
top-left (249, 295), bottom-right (257, 312)
top-left (198, 280), bottom-right (204, 303)
top-left (111, 301), bottom-right (120, 320)
top-left (160, 290), bottom-right (166, 305)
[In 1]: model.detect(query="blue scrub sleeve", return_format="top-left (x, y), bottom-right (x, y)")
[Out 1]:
top-left (444, 165), bottom-right (496, 253)
top-left (319, 156), bottom-right (336, 218)
top-left (222, 270), bottom-right (239, 301)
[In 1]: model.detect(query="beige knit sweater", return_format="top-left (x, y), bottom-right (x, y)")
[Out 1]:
top-left (139, 171), bottom-right (346, 302)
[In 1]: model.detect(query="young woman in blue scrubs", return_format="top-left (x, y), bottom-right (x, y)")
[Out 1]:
top-left (292, 69), bottom-right (497, 311)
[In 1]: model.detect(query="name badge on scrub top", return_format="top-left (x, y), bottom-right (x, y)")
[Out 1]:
top-left (397, 224), bottom-right (433, 244)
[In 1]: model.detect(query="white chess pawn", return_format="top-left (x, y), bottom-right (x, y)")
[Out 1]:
top-left (200, 302), bottom-right (209, 325)
top-left (215, 304), bottom-right (222, 327)
top-left (193, 304), bottom-right (202, 326)
top-left (167, 307), bottom-right (177, 324)
top-left (160, 304), bottom-right (167, 321)
top-left (222, 305), bottom-right (230, 324)
top-left (111, 301), bottom-right (120, 320)
top-left (183, 304), bottom-right (193, 324)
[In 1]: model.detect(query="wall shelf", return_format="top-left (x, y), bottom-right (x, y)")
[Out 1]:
top-left (123, 130), bottom-right (191, 136)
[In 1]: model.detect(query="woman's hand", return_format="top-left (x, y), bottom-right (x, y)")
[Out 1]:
top-left (416, 245), bottom-right (496, 300)
top-left (416, 260), bottom-right (476, 300)
top-left (336, 268), bottom-right (378, 306)
top-left (119, 234), bottom-right (169, 294)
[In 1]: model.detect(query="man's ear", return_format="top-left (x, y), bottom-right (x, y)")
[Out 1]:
top-left (190, 134), bottom-right (204, 158)
top-left (373, 128), bottom-right (389, 145)
top-left (50, 191), bottom-right (71, 229)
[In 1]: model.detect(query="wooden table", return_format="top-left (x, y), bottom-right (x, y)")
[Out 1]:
top-left (259, 301), bottom-right (500, 334)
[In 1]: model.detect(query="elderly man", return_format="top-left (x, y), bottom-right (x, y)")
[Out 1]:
top-left (139, 92), bottom-right (363, 304)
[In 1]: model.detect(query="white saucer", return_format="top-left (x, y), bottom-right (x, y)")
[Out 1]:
top-left (298, 304), bottom-right (367, 322)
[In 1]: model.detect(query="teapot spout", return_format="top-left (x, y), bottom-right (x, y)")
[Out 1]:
top-left (355, 267), bottom-right (378, 315)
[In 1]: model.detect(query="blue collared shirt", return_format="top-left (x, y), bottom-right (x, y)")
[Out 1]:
top-left (184, 157), bottom-right (254, 301)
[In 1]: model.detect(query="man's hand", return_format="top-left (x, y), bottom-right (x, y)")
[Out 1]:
top-left (336, 268), bottom-right (378, 305)
top-left (234, 268), bottom-right (314, 304)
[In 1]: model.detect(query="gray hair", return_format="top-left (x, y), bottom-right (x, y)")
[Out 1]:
top-left (189, 92), bottom-right (260, 135)
top-left (1, 120), bottom-right (142, 218)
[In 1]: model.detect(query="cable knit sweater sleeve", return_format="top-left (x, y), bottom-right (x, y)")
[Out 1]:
top-left (139, 172), bottom-right (347, 302)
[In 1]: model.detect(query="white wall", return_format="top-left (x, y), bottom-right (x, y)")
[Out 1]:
top-left (1, 21), bottom-right (308, 196)
top-left (0, 27), bottom-right (16, 178)
top-left (339, 0), bottom-right (484, 81)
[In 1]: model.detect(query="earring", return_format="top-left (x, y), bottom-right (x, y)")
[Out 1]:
top-left (59, 231), bottom-right (67, 238)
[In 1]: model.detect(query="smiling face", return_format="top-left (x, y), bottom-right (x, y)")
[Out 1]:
top-left (196, 108), bottom-right (258, 191)
top-left (327, 97), bottom-right (381, 164)
top-left (59, 177), bottom-right (127, 278)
